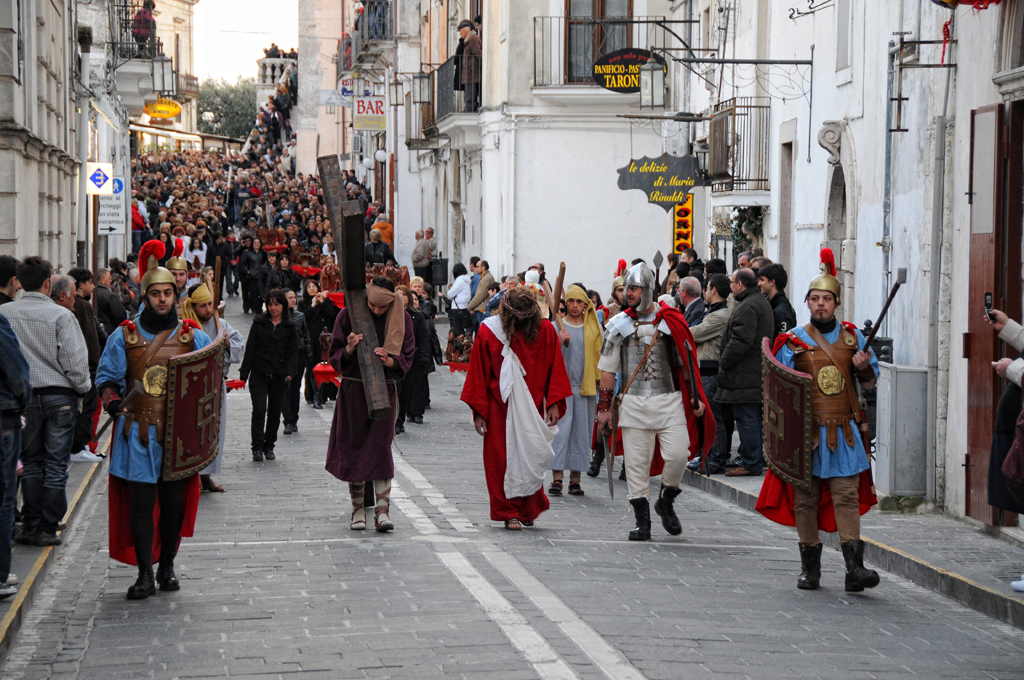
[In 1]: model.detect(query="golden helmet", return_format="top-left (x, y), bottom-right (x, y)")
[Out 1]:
top-left (806, 247), bottom-right (841, 304)
top-left (138, 240), bottom-right (176, 294)
top-left (165, 237), bottom-right (189, 272)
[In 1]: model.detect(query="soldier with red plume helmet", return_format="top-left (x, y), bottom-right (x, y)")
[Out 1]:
top-left (755, 248), bottom-right (882, 593)
top-left (94, 239), bottom-right (214, 600)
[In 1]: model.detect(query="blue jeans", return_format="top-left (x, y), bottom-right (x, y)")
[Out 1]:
top-left (0, 426), bottom-right (20, 582)
top-left (730, 402), bottom-right (764, 474)
top-left (20, 394), bottom-right (77, 535)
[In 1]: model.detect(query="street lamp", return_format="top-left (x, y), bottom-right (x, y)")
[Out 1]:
top-left (639, 59), bottom-right (665, 110)
top-left (201, 111), bottom-right (215, 123)
top-left (412, 70), bottom-right (432, 105)
top-left (362, 157), bottom-right (375, 169)
top-left (389, 78), bottom-right (403, 106)
top-left (374, 149), bottom-right (388, 163)
top-left (152, 53), bottom-right (176, 97)
top-left (352, 133), bottom-right (363, 154)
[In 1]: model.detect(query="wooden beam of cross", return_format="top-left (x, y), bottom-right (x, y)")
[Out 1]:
top-left (317, 154), bottom-right (391, 420)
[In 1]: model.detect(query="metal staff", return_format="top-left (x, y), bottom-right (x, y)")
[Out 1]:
top-left (94, 380), bottom-right (145, 440)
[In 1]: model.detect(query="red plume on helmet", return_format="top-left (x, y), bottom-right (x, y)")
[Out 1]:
top-left (172, 238), bottom-right (185, 258)
top-left (138, 240), bottom-right (167, 278)
top-left (819, 248), bottom-right (836, 277)
top-left (616, 259), bottom-right (628, 277)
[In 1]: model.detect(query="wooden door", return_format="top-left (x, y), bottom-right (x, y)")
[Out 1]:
top-left (965, 103), bottom-right (1023, 525)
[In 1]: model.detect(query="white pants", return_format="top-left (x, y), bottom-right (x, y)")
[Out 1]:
top-left (621, 422), bottom-right (690, 500)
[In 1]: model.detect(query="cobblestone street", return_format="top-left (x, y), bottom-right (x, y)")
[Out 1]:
top-left (0, 305), bottom-right (1022, 680)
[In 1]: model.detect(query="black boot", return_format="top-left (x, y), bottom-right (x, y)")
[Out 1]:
top-left (797, 543), bottom-right (823, 590)
top-left (841, 540), bottom-right (880, 592)
top-left (127, 564), bottom-right (156, 600)
top-left (156, 560), bottom-right (180, 592)
top-left (628, 498), bottom-right (651, 541)
top-left (653, 485), bottom-right (683, 536)
top-left (252, 449), bottom-right (264, 462)
top-left (586, 446), bottom-right (605, 478)
top-left (312, 393), bottom-right (323, 410)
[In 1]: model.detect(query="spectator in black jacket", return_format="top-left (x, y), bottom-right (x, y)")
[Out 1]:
top-left (0, 256), bottom-right (19, 305)
top-left (239, 289), bottom-right (298, 461)
top-left (258, 251), bottom-right (280, 299)
top-left (394, 286), bottom-right (432, 434)
top-left (299, 279), bottom-right (339, 409)
top-left (93, 268), bottom-right (128, 336)
top-left (238, 236), bottom-right (264, 314)
top-left (281, 289), bottom-right (312, 435)
top-left (365, 229), bottom-right (397, 265)
top-left (757, 263), bottom-right (798, 340)
top-left (277, 254), bottom-right (302, 292)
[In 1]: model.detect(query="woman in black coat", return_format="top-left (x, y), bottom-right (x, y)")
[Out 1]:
top-left (984, 309), bottom-right (1024, 516)
top-left (259, 250), bottom-right (281, 298)
top-left (277, 253), bottom-right (303, 292)
top-left (238, 237), bottom-right (265, 314)
top-left (299, 279), bottom-right (340, 408)
top-left (239, 289), bottom-right (298, 461)
top-left (395, 286), bottom-right (432, 434)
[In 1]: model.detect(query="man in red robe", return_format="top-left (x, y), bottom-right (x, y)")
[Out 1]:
top-left (461, 287), bottom-right (573, 529)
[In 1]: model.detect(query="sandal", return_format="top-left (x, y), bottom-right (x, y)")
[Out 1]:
top-left (521, 520), bottom-right (534, 527)
top-left (568, 482), bottom-right (584, 496)
top-left (350, 508), bottom-right (367, 531)
top-left (504, 518), bottom-right (522, 530)
top-left (548, 479), bottom-right (563, 496)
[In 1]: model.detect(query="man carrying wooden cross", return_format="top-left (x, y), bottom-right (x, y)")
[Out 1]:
top-left (325, 277), bottom-right (415, 532)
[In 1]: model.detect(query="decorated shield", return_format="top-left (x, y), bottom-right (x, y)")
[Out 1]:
top-left (162, 332), bottom-right (226, 481)
top-left (761, 338), bottom-right (815, 491)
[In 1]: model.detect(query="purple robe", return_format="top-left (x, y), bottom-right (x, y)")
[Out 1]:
top-left (325, 306), bottom-right (416, 482)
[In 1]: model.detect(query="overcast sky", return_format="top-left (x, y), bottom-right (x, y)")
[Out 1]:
top-left (194, 0), bottom-right (298, 83)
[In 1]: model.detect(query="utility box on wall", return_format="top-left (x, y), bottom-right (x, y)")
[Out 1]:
top-left (875, 363), bottom-right (928, 496)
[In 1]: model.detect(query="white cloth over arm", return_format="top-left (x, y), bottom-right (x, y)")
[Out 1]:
top-left (483, 316), bottom-right (559, 499)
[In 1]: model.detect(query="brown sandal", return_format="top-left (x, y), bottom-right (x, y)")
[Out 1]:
top-left (504, 518), bottom-right (522, 530)
top-left (568, 482), bottom-right (584, 496)
top-left (548, 479), bottom-right (563, 496)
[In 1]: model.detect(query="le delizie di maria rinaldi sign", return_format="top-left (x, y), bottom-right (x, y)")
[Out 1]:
top-left (616, 154), bottom-right (700, 212)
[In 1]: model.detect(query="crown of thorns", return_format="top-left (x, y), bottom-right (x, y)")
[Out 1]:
top-left (501, 289), bottom-right (539, 319)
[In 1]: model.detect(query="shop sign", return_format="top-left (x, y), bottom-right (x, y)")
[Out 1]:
top-left (673, 195), bottom-right (693, 254)
top-left (592, 49), bottom-right (666, 94)
top-left (616, 154), bottom-right (699, 212)
top-left (143, 98), bottom-right (182, 119)
top-left (353, 96), bottom-right (386, 130)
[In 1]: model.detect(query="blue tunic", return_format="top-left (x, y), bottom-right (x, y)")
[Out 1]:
top-left (95, 322), bottom-right (211, 483)
top-left (775, 324), bottom-right (879, 479)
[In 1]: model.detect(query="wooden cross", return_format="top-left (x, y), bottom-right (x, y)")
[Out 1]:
top-left (317, 154), bottom-right (391, 420)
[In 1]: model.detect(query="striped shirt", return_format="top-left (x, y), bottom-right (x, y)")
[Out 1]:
top-left (0, 292), bottom-right (91, 394)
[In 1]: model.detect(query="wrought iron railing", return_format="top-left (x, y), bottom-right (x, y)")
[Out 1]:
top-left (707, 97), bottom-right (770, 193)
top-left (177, 72), bottom-right (199, 99)
top-left (430, 53), bottom-right (481, 125)
top-left (109, 0), bottom-right (161, 65)
top-left (533, 16), bottom-right (681, 87)
top-left (336, 36), bottom-right (353, 83)
top-left (352, 1), bottom-right (393, 64)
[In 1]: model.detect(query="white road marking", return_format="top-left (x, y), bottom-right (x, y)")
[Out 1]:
top-left (392, 448), bottom-right (479, 533)
top-left (481, 547), bottom-right (647, 680)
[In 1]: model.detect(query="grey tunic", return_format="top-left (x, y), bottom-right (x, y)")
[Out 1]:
top-left (550, 322), bottom-right (596, 472)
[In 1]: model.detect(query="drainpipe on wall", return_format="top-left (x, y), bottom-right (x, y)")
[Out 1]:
top-left (881, 41), bottom-right (898, 335)
top-left (76, 25), bottom-right (92, 267)
top-left (926, 14), bottom-right (956, 504)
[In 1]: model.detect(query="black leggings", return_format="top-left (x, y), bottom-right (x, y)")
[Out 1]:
top-left (129, 477), bottom-right (187, 568)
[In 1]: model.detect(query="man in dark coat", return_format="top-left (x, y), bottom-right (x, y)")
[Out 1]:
top-left (458, 20), bottom-right (481, 112)
top-left (94, 268), bottom-right (128, 336)
top-left (758, 263), bottom-right (798, 340)
top-left (716, 267), bottom-right (774, 476)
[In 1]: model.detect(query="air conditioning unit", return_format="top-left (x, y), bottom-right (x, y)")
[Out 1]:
top-left (875, 363), bottom-right (928, 497)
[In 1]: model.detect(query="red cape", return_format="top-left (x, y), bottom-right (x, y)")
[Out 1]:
top-left (460, 320), bottom-right (573, 522)
top-left (755, 329), bottom-right (877, 529)
top-left (622, 303), bottom-right (716, 460)
top-left (108, 474), bottom-right (201, 565)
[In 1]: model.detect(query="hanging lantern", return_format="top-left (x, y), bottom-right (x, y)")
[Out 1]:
top-left (639, 60), bottom-right (665, 110)
top-left (389, 79), bottom-right (403, 106)
top-left (412, 70), bottom-right (432, 105)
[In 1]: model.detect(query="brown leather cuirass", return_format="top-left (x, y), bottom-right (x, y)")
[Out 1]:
top-left (791, 325), bottom-right (860, 450)
top-left (122, 325), bottom-right (195, 447)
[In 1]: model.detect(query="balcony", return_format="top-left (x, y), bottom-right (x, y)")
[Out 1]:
top-left (109, 0), bottom-right (161, 67)
top-left (409, 55), bottom-right (481, 150)
top-left (177, 72), bottom-right (199, 100)
top-left (707, 97), bottom-right (770, 195)
top-left (352, 1), bottom-right (393, 66)
top-left (336, 36), bottom-right (353, 84)
top-left (258, 58), bottom-right (295, 88)
top-left (533, 16), bottom-right (682, 92)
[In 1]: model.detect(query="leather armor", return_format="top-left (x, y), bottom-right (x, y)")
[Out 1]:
top-left (620, 322), bottom-right (678, 398)
top-left (122, 325), bottom-right (196, 447)
top-left (791, 326), bottom-right (860, 450)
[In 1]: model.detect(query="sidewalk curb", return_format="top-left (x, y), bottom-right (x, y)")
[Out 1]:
top-left (680, 469), bottom-right (1024, 631)
top-left (0, 456), bottom-right (105, 664)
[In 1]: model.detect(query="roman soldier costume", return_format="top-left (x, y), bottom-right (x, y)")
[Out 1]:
top-left (756, 248), bottom-right (881, 592)
top-left (597, 263), bottom-right (715, 540)
top-left (95, 240), bottom-right (223, 600)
